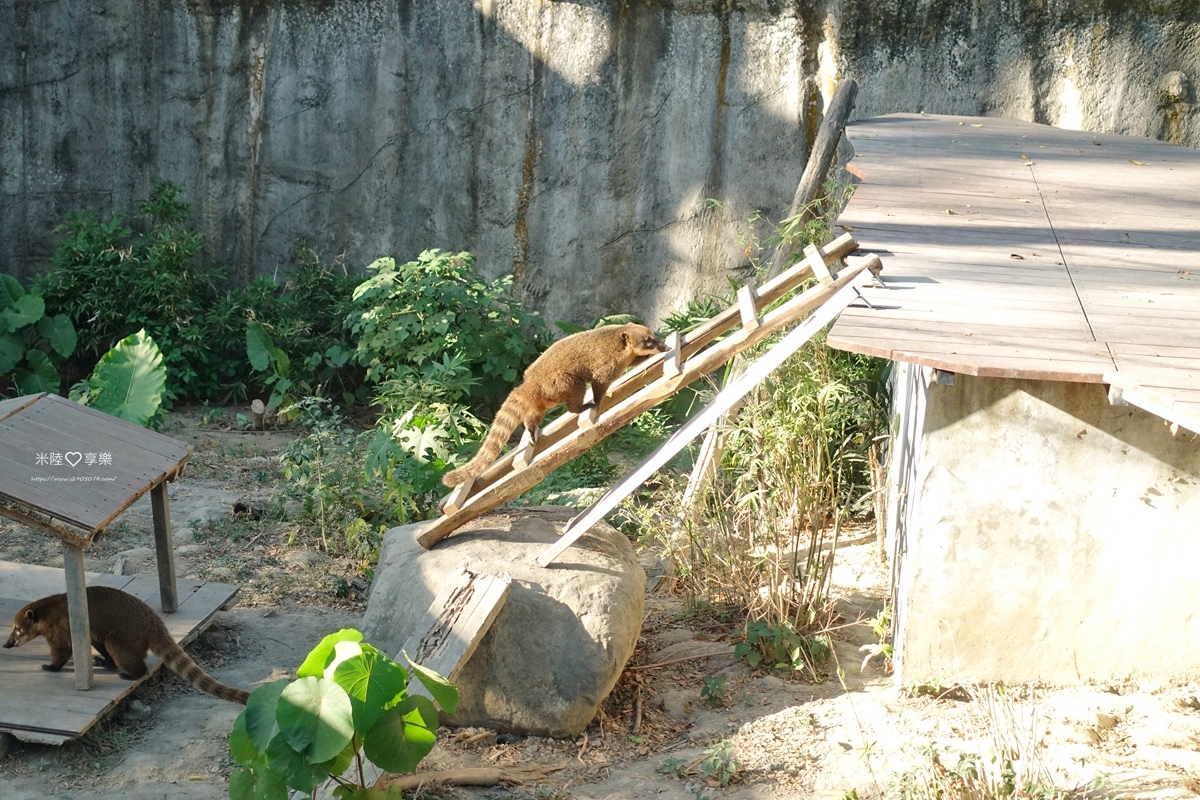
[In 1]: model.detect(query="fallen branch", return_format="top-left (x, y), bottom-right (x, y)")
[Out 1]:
top-left (376, 764), bottom-right (568, 791)
top-left (627, 646), bottom-right (737, 672)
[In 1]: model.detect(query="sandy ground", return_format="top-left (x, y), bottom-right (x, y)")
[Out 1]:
top-left (2, 411), bottom-right (1199, 799)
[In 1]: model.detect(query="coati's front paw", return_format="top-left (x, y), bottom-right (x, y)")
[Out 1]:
top-left (93, 655), bottom-right (117, 669)
top-left (41, 663), bottom-right (64, 672)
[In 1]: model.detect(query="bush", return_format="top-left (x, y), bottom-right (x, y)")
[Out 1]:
top-left (37, 181), bottom-right (227, 401)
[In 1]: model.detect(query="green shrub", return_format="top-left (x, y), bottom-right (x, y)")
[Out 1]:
top-left (37, 181), bottom-right (226, 401)
top-left (229, 628), bottom-right (457, 799)
top-left (347, 249), bottom-right (548, 410)
top-left (0, 274), bottom-right (76, 395)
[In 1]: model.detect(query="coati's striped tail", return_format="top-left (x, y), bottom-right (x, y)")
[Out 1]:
top-left (157, 643), bottom-right (250, 704)
top-left (442, 388), bottom-right (533, 487)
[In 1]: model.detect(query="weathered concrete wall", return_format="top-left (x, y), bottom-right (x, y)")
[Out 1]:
top-left (3, 1), bottom-right (1199, 325)
top-left (895, 374), bottom-right (1200, 685)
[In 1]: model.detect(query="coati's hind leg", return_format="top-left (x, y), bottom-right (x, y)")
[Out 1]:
top-left (107, 643), bottom-right (149, 680)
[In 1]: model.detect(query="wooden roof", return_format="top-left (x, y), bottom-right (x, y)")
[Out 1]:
top-left (0, 393), bottom-right (192, 542)
top-left (827, 114), bottom-right (1200, 428)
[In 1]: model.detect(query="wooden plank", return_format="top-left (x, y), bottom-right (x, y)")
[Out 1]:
top-left (421, 256), bottom-right (881, 548)
top-left (538, 276), bottom-right (870, 566)
top-left (1104, 371), bottom-right (1200, 437)
top-left (150, 483), bottom-right (178, 613)
top-left (61, 543), bottom-right (94, 690)
top-left (397, 569), bottom-right (510, 691)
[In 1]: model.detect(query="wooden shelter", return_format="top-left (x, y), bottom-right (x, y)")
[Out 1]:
top-left (828, 115), bottom-right (1200, 684)
top-left (0, 393), bottom-right (238, 743)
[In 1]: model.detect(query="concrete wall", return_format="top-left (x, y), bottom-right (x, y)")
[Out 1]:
top-left (894, 373), bottom-right (1200, 686)
top-left (3, 1), bottom-right (1199, 325)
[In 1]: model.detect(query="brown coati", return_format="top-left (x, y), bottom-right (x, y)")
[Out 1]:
top-left (3, 585), bottom-right (250, 704)
top-left (442, 323), bottom-right (670, 487)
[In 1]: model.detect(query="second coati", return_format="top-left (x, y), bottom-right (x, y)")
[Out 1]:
top-left (442, 322), bottom-right (670, 487)
top-left (3, 585), bottom-right (250, 704)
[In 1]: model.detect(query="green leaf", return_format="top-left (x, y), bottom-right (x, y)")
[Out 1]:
top-left (333, 647), bottom-right (410, 734)
top-left (38, 314), bottom-right (77, 358)
top-left (244, 680), bottom-right (289, 754)
top-left (0, 275), bottom-right (22, 308)
top-left (13, 349), bottom-right (59, 395)
top-left (228, 763), bottom-right (290, 800)
top-left (229, 711), bottom-right (261, 765)
top-left (277, 677), bottom-right (355, 764)
top-left (0, 293), bottom-right (44, 333)
top-left (265, 731), bottom-right (333, 793)
top-left (246, 321), bottom-right (274, 372)
top-left (0, 331), bottom-right (23, 374)
top-left (362, 695), bottom-right (438, 775)
top-left (85, 329), bottom-right (166, 425)
top-left (403, 656), bottom-right (459, 715)
top-left (297, 629), bottom-right (364, 678)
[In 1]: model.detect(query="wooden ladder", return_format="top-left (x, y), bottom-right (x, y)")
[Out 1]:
top-left (420, 233), bottom-right (882, 552)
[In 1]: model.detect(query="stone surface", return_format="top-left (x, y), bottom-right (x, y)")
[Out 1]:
top-left (5, 2), bottom-right (1199, 326)
top-left (363, 507), bottom-right (645, 737)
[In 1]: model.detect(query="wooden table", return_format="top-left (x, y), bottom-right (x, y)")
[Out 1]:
top-left (0, 393), bottom-right (192, 690)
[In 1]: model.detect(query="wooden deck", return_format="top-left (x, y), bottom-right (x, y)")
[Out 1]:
top-left (827, 114), bottom-right (1200, 432)
top-left (0, 561), bottom-right (239, 744)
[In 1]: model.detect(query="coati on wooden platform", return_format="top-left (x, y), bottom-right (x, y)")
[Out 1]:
top-left (442, 322), bottom-right (670, 487)
top-left (3, 585), bottom-right (250, 704)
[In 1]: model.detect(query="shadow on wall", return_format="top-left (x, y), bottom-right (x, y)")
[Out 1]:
top-left (1, 0), bottom-right (1197, 325)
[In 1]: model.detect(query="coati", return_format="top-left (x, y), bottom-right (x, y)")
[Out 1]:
top-left (4, 585), bottom-right (250, 704)
top-left (442, 323), bottom-right (670, 487)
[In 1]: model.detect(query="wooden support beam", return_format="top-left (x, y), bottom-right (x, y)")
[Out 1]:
top-left (61, 542), bottom-right (94, 690)
top-left (537, 271), bottom-right (875, 566)
top-left (737, 284), bottom-right (761, 331)
top-left (440, 478), bottom-right (474, 515)
top-left (512, 427), bottom-right (538, 470)
top-left (150, 482), bottom-right (178, 613)
top-left (662, 331), bottom-right (682, 379)
top-left (768, 79), bottom-right (859, 279)
top-left (418, 252), bottom-right (881, 549)
top-left (803, 242), bottom-right (835, 285)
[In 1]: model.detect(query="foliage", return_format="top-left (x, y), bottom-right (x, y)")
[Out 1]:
top-left (229, 628), bottom-right (458, 800)
top-left (0, 274), bottom-right (76, 395)
top-left (37, 181), bottom-right (227, 401)
top-left (347, 249), bottom-right (549, 410)
top-left (698, 739), bottom-right (741, 787)
top-left (70, 329), bottom-right (167, 427)
top-left (700, 674), bottom-right (727, 708)
top-left (734, 619), bottom-right (831, 677)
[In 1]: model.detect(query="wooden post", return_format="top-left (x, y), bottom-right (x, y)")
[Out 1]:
top-left (768, 79), bottom-right (859, 279)
top-left (61, 542), bottom-right (93, 690)
top-left (150, 482), bottom-right (178, 613)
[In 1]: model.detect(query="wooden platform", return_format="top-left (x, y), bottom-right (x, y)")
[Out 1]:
top-left (827, 114), bottom-right (1200, 433)
top-left (0, 561), bottom-right (239, 744)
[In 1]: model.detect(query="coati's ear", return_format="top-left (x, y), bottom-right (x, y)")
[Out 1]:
top-left (23, 609), bottom-right (36, 623)
top-left (620, 331), bottom-right (629, 348)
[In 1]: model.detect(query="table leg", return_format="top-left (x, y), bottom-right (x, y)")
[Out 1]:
top-left (61, 543), bottom-right (93, 690)
top-left (150, 482), bottom-right (178, 613)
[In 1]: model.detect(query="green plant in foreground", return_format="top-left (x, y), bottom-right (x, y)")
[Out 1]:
top-left (735, 619), bottom-right (831, 675)
top-left (229, 628), bottom-right (457, 800)
top-left (699, 739), bottom-right (740, 787)
top-left (700, 674), bottom-right (728, 708)
top-left (0, 274), bottom-right (76, 395)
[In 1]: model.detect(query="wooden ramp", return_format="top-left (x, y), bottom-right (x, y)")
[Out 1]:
top-left (0, 561), bottom-right (239, 744)
top-left (425, 234), bottom-right (883, 552)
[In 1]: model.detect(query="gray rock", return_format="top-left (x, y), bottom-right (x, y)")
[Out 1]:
top-left (364, 508), bottom-right (645, 738)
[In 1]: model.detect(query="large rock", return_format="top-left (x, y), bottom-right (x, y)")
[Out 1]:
top-left (363, 507), bottom-right (645, 738)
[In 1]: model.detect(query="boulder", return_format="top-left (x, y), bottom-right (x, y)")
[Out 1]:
top-left (363, 507), bottom-right (645, 738)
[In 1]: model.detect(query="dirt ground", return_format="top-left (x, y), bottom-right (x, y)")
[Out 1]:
top-left (2, 410), bottom-right (1199, 799)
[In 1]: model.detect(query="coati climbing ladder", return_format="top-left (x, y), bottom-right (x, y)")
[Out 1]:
top-left (421, 232), bottom-right (883, 553)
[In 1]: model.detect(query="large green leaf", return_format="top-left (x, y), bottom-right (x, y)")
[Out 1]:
top-left (0, 293), bottom-right (44, 333)
top-left (86, 329), bottom-right (166, 426)
top-left (13, 349), bottom-right (59, 394)
top-left (403, 656), bottom-right (459, 714)
top-left (265, 731), bottom-right (334, 793)
top-left (361, 695), bottom-right (438, 775)
top-left (0, 275), bottom-right (21, 308)
top-left (244, 679), bottom-right (289, 754)
top-left (277, 677), bottom-right (355, 764)
top-left (246, 321), bottom-right (274, 372)
top-left (297, 629), bottom-right (363, 679)
top-left (332, 647), bottom-right (410, 734)
top-left (38, 314), bottom-right (77, 358)
top-left (0, 332), bottom-right (23, 374)
top-left (228, 762), bottom-right (289, 800)
top-left (229, 711), bottom-right (261, 765)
